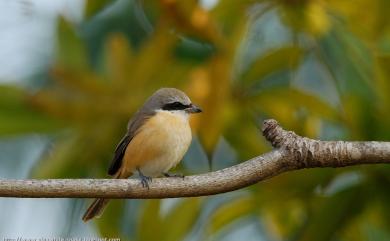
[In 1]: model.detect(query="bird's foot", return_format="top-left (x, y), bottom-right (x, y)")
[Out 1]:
top-left (163, 172), bottom-right (185, 179)
top-left (137, 168), bottom-right (152, 189)
top-left (140, 175), bottom-right (152, 189)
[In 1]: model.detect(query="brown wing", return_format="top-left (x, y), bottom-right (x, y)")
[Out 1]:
top-left (107, 109), bottom-right (153, 176)
top-left (108, 134), bottom-right (132, 175)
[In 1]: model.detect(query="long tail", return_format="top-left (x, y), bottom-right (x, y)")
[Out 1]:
top-left (82, 171), bottom-right (125, 222)
top-left (82, 198), bottom-right (110, 222)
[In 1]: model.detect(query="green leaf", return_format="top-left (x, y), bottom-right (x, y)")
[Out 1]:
top-left (241, 46), bottom-right (303, 86)
top-left (162, 198), bottom-right (202, 241)
top-left (296, 186), bottom-right (366, 241)
top-left (223, 104), bottom-right (268, 160)
top-left (56, 17), bottom-right (88, 70)
top-left (250, 87), bottom-right (338, 123)
top-left (84, 0), bottom-right (115, 19)
top-left (208, 196), bottom-right (257, 235)
top-left (138, 200), bottom-right (163, 241)
top-left (0, 85), bottom-right (61, 135)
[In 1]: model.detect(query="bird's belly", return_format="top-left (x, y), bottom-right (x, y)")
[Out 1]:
top-left (123, 111), bottom-right (192, 177)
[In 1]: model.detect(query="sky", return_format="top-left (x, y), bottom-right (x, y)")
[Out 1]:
top-left (0, 0), bottom-right (83, 83)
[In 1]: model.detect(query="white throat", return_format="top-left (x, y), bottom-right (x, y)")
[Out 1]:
top-left (156, 109), bottom-right (190, 120)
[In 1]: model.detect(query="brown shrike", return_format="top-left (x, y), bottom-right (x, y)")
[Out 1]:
top-left (82, 88), bottom-right (202, 222)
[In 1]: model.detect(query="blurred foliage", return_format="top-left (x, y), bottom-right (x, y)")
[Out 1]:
top-left (1, 0), bottom-right (390, 240)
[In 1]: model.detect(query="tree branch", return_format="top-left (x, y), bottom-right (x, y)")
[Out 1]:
top-left (0, 119), bottom-right (389, 198)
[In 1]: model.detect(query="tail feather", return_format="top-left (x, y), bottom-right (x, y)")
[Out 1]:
top-left (82, 170), bottom-right (127, 222)
top-left (82, 198), bottom-right (110, 222)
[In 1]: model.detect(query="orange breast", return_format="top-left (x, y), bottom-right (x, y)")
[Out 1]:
top-left (120, 111), bottom-right (192, 177)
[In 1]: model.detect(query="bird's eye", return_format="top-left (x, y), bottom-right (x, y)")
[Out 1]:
top-left (162, 102), bottom-right (189, 111)
top-left (172, 102), bottom-right (182, 107)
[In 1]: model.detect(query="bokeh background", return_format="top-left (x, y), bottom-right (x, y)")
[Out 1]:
top-left (0, 0), bottom-right (390, 240)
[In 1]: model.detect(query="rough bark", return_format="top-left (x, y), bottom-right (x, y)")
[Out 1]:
top-left (0, 119), bottom-right (389, 198)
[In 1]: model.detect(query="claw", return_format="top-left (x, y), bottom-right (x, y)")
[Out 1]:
top-left (163, 172), bottom-right (185, 179)
top-left (137, 168), bottom-right (152, 189)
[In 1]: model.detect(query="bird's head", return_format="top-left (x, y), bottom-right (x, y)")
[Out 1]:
top-left (146, 88), bottom-right (202, 115)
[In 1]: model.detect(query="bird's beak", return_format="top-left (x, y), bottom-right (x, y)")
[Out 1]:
top-left (186, 104), bottom-right (202, 114)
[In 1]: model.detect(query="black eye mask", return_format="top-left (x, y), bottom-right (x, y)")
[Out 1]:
top-left (162, 102), bottom-right (191, 111)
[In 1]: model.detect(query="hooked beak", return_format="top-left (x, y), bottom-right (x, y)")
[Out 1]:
top-left (186, 103), bottom-right (202, 114)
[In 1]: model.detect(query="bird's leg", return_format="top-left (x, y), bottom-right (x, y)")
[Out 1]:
top-left (137, 167), bottom-right (152, 189)
top-left (163, 172), bottom-right (185, 178)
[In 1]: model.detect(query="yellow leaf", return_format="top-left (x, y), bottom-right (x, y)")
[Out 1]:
top-left (305, 1), bottom-right (331, 36)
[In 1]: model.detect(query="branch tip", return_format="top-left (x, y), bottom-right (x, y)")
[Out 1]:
top-left (262, 119), bottom-right (284, 148)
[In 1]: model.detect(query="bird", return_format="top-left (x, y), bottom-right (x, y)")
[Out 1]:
top-left (82, 87), bottom-right (202, 222)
